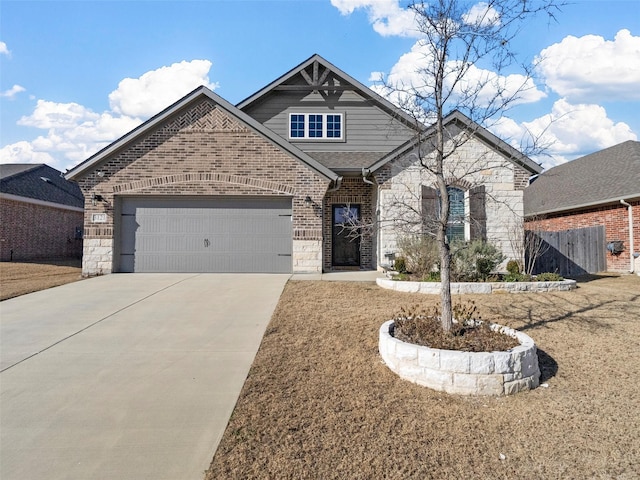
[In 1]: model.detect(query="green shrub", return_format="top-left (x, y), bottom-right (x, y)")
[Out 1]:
top-left (535, 272), bottom-right (563, 282)
top-left (451, 240), bottom-right (505, 282)
top-left (422, 271), bottom-right (441, 282)
top-left (504, 272), bottom-right (532, 282)
top-left (396, 235), bottom-right (439, 277)
top-left (394, 256), bottom-right (407, 273)
top-left (506, 259), bottom-right (521, 275)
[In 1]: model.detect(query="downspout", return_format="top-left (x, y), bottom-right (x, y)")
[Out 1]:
top-left (620, 199), bottom-right (635, 273)
top-left (362, 168), bottom-right (381, 270)
top-left (326, 176), bottom-right (342, 192)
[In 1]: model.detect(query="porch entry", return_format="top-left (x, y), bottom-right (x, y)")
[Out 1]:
top-left (332, 204), bottom-right (361, 267)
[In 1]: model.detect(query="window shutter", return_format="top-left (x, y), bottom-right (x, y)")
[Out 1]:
top-left (469, 185), bottom-right (486, 241)
top-left (421, 185), bottom-right (438, 236)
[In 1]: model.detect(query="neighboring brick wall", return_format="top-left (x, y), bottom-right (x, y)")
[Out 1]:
top-left (526, 201), bottom-right (640, 272)
top-left (0, 197), bottom-right (83, 261)
top-left (323, 177), bottom-right (375, 271)
top-left (75, 99), bottom-right (330, 274)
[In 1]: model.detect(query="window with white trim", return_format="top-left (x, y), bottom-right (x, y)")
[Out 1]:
top-left (289, 113), bottom-right (343, 140)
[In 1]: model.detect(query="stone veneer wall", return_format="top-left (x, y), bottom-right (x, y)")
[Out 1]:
top-left (76, 98), bottom-right (330, 275)
top-left (376, 135), bottom-right (531, 266)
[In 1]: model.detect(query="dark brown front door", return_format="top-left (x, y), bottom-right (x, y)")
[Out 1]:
top-left (332, 205), bottom-right (360, 267)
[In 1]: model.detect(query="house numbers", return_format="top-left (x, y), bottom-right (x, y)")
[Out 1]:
top-left (91, 213), bottom-right (107, 223)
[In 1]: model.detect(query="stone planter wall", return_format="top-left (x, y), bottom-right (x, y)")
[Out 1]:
top-left (377, 277), bottom-right (576, 294)
top-left (379, 320), bottom-right (540, 396)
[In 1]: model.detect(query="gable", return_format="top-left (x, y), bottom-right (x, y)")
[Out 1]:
top-left (65, 86), bottom-right (337, 183)
top-left (238, 55), bottom-right (418, 171)
top-left (369, 110), bottom-right (541, 178)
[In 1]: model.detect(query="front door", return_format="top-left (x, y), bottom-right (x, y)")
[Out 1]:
top-left (332, 205), bottom-right (361, 267)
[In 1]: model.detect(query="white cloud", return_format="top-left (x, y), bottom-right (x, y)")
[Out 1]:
top-left (370, 40), bottom-right (545, 112)
top-left (462, 2), bottom-right (500, 27)
top-left (0, 41), bottom-right (10, 57)
top-left (109, 59), bottom-right (217, 117)
top-left (331, 0), bottom-right (419, 37)
top-left (1, 59), bottom-right (217, 172)
top-left (493, 99), bottom-right (637, 169)
top-left (0, 141), bottom-right (56, 165)
top-left (1, 84), bottom-right (26, 99)
top-left (537, 29), bottom-right (640, 102)
top-left (18, 100), bottom-right (100, 129)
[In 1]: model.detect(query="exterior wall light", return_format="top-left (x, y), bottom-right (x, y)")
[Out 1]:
top-left (304, 195), bottom-right (313, 207)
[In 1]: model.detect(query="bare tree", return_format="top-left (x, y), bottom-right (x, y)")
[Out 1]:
top-left (508, 215), bottom-right (551, 276)
top-left (380, 0), bottom-right (563, 332)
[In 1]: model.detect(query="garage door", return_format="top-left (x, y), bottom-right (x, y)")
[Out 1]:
top-left (118, 197), bottom-right (292, 273)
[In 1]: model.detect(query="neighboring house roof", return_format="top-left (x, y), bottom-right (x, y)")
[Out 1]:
top-left (237, 54), bottom-right (421, 131)
top-left (367, 110), bottom-right (542, 175)
top-left (524, 140), bottom-right (640, 216)
top-left (65, 86), bottom-right (338, 182)
top-left (0, 164), bottom-right (84, 209)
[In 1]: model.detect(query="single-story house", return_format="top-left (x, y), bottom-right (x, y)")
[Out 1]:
top-left (1, 164), bottom-right (84, 261)
top-left (524, 140), bottom-right (640, 274)
top-left (65, 54), bottom-right (541, 275)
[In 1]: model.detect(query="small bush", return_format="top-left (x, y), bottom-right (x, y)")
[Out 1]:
top-left (397, 235), bottom-right (439, 277)
top-left (394, 256), bottom-right (407, 273)
top-left (536, 272), bottom-right (563, 282)
top-left (422, 271), bottom-right (441, 282)
top-left (506, 259), bottom-right (521, 275)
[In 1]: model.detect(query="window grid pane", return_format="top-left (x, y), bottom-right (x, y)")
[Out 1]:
top-left (290, 114), bottom-right (305, 138)
top-left (308, 114), bottom-right (323, 138)
top-left (326, 115), bottom-right (342, 138)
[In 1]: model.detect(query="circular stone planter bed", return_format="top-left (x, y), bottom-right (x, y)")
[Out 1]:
top-left (379, 320), bottom-right (540, 396)
top-left (377, 277), bottom-right (576, 294)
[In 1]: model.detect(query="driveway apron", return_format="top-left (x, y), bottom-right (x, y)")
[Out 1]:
top-left (0, 273), bottom-right (289, 480)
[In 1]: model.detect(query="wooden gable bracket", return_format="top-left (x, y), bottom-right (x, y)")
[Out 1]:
top-left (276, 61), bottom-right (355, 92)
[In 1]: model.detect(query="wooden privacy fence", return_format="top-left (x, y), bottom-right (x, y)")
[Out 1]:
top-left (527, 226), bottom-right (607, 277)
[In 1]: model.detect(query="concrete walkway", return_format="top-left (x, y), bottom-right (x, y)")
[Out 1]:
top-left (0, 274), bottom-right (289, 480)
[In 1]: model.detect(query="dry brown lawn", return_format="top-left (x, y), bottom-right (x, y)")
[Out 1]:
top-left (206, 274), bottom-right (640, 480)
top-left (0, 259), bottom-right (83, 301)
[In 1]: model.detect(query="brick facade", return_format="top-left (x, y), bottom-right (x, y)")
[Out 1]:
top-left (323, 177), bottom-right (375, 271)
top-left (526, 200), bottom-right (640, 272)
top-left (0, 197), bottom-right (83, 261)
top-left (75, 98), bottom-right (330, 275)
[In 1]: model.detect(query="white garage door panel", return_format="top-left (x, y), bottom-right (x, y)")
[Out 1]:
top-left (119, 197), bottom-right (292, 273)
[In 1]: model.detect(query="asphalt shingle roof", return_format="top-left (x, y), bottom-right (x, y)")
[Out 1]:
top-left (524, 140), bottom-right (640, 216)
top-left (0, 164), bottom-right (84, 209)
top-left (306, 152), bottom-right (387, 172)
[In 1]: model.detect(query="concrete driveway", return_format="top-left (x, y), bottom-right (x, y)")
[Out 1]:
top-left (0, 273), bottom-right (289, 480)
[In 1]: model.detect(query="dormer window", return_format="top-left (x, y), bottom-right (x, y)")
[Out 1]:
top-left (289, 113), bottom-right (343, 140)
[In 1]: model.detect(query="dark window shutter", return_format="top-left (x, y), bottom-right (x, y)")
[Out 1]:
top-left (421, 185), bottom-right (438, 236)
top-left (469, 185), bottom-right (486, 241)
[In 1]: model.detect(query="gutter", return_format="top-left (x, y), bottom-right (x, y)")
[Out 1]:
top-left (620, 199), bottom-right (636, 273)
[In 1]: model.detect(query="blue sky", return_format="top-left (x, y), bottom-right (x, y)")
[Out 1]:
top-left (1, 0), bottom-right (639, 172)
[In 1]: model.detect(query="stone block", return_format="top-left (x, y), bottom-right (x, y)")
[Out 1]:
top-left (468, 352), bottom-right (495, 374)
top-left (451, 373), bottom-right (478, 394)
top-left (440, 350), bottom-right (470, 373)
top-left (493, 351), bottom-right (514, 373)
top-left (477, 374), bottom-right (504, 396)
top-left (394, 341), bottom-right (418, 361)
top-left (417, 348), bottom-right (440, 369)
